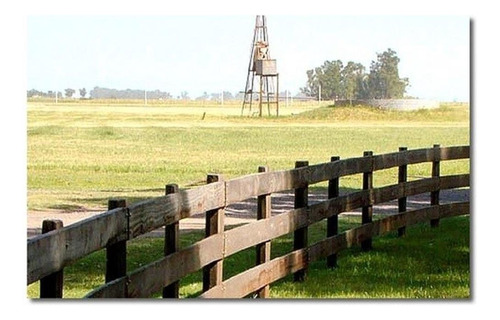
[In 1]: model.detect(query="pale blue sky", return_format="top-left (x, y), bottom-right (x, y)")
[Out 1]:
top-left (27, 15), bottom-right (469, 101)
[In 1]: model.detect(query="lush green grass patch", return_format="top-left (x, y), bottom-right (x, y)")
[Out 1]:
top-left (27, 124), bottom-right (469, 210)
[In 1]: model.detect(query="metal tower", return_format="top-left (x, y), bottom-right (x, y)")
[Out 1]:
top-left (241, 15), bottom-right (279, 117)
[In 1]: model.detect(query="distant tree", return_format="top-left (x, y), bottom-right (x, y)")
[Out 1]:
top-left (340, 61), bottom-right (365, 104)
top-left (196, 92), bottom-right (210, 100)
top-left (47, 90), bottom-right (62, 99)
top-left (301, 49), bottom-right (409, 101)
top-left (222, 91), bottom-right (233, 100)
top-left (65, 88), bottom-right (75, 98)
top-left (301, 60), bottom-right (343, 100)
top-left (321, 60), bottom-right (343, 100)
top-left (79, 88), bottom-right (87, 99)
top-left (367, 48), bottom-right (409, 99)
top-left (300, 69), bottom-right (319, 97)
top-left (89, 86), bottom-right (172, 100)
top-left (27, 89), bottom-right (46, 98)
top-left (180, 91), bottom-right (190, 100)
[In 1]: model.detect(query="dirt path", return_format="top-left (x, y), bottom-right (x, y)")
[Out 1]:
top-left (27, 189), bottom-right (469, 238)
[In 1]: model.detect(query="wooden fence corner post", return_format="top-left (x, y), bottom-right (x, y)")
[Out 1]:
top-left (327, 156), bottom-right (340, 268)
top-left (40, 219), bottom-right (64, 298)
top-left (163, 184), bottom-right (180, 298)
top-left (203, 174), bottom-right (225, 292)
top-left (255, 166), bottom-right (272, 298)
top-left (398, 147), bottom-right (408, 237)
top-left (105, 199), bottom-right (127, 283)
top-left (361, 151), bottom-right (373, 252)
top-left (293, 160), bottom-right (309, 282)
top-left (431, 144), bottom-right (441, 228)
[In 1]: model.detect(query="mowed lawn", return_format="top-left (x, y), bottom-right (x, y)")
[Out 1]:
top-left (27, 101), bottom-right (469, 212)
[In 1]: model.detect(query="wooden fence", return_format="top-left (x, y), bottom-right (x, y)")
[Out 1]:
top-left (27, 145), bottom-right (470, 298)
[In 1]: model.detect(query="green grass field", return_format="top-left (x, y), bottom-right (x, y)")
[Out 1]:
top-left (27, 100), bottom-right (470, 298)
top-left (27, 101), bottom-right (469, 212)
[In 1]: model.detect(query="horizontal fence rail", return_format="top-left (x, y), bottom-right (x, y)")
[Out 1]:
top-left (27, 145), bottom-right (470, 298)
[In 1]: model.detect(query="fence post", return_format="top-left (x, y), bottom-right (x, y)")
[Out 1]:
top-left (327, 156), bottom-right (340, 268)
top-left (293, 160), bottom-right (309, 282)
top-left (431, 144), bottom-right (441, 227)
top-left (203, 174), bottom-right (225, 292)
top-left (255, 166), bottom-right (271, 298)
top-left (105, 199), bottom-right (127, 283)
top-left (163, 184), bottom-right (180, 298)
top-left (40, 219), bottom-right (64, 298)
top-left (361, 151), bottom-right (373, 251)
top-left (398, 147), bottom-right (408, 237)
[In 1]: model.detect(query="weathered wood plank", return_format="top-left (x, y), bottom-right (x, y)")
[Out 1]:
top-left (29, 182), bottom-right (227, 285)
top-left (439, 201), bottom-right (470, 219)
top-left (206, 210), bottom-right (419, 298)
top-left (183, 181), bottom-right (226, 217)
top-left (130, 237), bottom-right (223, 298)
top-left (27, 207), bottom-right (128, 285)
top-left (225, 205), bottom-right (307, 258)
top-left (406, 147), bottom-right (434, 165)
top-left (128, 194), bottom-right (180, 238)
top-left (372, 151), bottom-right (401, 171)
top-left (225, 157), bottom-right (372, 204)
top-left (30, 173), bottom-right (468, 287)
top-left (88, 201), bottom-right (469, 298)
top-left (224, 146), bottom-right (468, 204)
top-left (224, 189), bottom-right (371, 258)
top-left (128, 181), bottom-right (225, 238)
top-left (405, 177), bottom-right (440, 197)
top-left (85, 276), bottom-right (128, 298)
top-left (87, 234), bottom-right (224, 298)
top-left (225, 191), bottom-right (371, 259)
top-left (372, 146), bottom-right (469, 170)
top-left (438, 146), bottom-right (470, 161)
top-left (199, 249), bottom-right (308, 299)
top-left (440, 174), bottom-right (470, 190)
top-left (225, 169), bottom-right (301, 204)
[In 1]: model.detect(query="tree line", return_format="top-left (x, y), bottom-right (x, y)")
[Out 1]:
top-left (27, 87), bottom-right (171, 100)
top-left (301, 48), bottom-right (409, 103)
top-left (27, 48), bottom-right (409, 103)
top-left (26, 87), bottom-right (239, 101)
